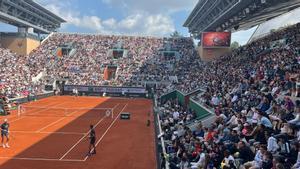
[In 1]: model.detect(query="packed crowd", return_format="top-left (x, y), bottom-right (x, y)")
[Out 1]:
top-left (30, 33), bottom-right (198, 88)
top-left (0, 33), bottom-right (198, 98)
top-left (194, 24), bottom-right (300, 108)
top-left (159, 99), bottom-right (300, 169)
top-left (0, 17), bottom-right (299, 169)
top-left (0, 48), bottom-right (43, 98)
top-left (158, 23), bottom-right (300, 169)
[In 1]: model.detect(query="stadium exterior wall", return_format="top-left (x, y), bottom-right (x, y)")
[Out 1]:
top-left (26, 37), bottom-right (40, 54)
top-left (0, 33), bottom-right (40, 55)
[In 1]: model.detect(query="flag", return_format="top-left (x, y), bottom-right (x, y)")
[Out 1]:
top-left (57, 48), bottom-right (63, 57)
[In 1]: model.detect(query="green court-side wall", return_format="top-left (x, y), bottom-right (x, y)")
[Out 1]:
top-left (188, 99), bottom-right (212, 120)
top-left (160, 90), bottom-right (212, 120)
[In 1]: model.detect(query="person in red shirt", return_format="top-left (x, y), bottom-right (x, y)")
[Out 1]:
top-left (205, 127), bottom-right (215, 142)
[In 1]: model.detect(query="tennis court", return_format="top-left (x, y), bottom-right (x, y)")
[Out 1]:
top-left (0, 96), bottom-right (156, 169)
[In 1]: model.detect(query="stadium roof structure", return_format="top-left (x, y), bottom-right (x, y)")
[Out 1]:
top-left (0, 0), bottom-right (65, 34)
top-left (184, 0), bottom-right (300, 38)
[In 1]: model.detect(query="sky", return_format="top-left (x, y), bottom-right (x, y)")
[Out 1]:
top-left (0, 0), bottom-right (300, 45)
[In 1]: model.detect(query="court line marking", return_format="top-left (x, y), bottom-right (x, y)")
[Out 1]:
top-left (10, 101), bottom-right (70, 123)
top-left (20, 105), bottom-right (115, 110)
top-left (10, 131), bottom-right (85, 135)
top-left (36, 104), bottom-right (119, 133)
top-left (35, 105), bottom-right (116, 133)
top-left (35, 109), bottom-right (82, 133)
top-left (35, 117), bottom-right (71, 133)
top-left (0, 102), bottom-right (122, 162)
top-left (59, 103), bottom-right (120, 161)
top-left (2, 101), bottom-right (61, 123)
top-left (0, 156), bottom-right (85, 162)
top-left (59, 116), bottom-right (106, 160)
top-left (84, 103), bottom-right (128, 161)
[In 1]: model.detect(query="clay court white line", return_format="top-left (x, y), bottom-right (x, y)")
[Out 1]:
top-left (35, 109), bottom-right (82, 133)
top-left (35, 117), bottom-right (69, 133)
top-left (37, 103), bottom-right (119, 133)
top-left (0, 156), bottom-right (85, 162)
top-left (10, 131), bottom-right (85, 135)
top-left (59, 116), bottom-right (106, 160)
top-left (4, 101), bottom-right (60, 123)
top-left (59, 103), bottom-right (120, 160)
top-left (20, 105), bottom-right (115, 110)
top-left (10, 101), bottom-right (69, 123)
top-left (84, 103), bottom-right (128, 161)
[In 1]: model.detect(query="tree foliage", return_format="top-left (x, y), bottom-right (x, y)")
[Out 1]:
top-left (231, 41), bottom-right (240, 49)
top-left (170, 31), bottom-right (183, 38)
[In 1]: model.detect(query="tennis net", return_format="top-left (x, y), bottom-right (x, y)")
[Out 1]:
top-left (18, 105), bottom-right (114, 118)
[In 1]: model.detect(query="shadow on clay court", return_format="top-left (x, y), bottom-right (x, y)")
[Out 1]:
top-left (0, 96), bottom-right (156, 169)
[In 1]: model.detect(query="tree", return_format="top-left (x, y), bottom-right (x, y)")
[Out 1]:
top-left (231, 41), bottom-right (240, 49)
top-left (170, 31), bottom-right (183, 38)
top-left (270, 29), bottom-right (276, 33)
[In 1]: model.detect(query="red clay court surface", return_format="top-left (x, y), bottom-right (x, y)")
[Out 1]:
top-left (0, 96), bottom-right (156, 169)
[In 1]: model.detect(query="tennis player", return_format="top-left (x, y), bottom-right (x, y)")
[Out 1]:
top-left (1, 119), bottom-right (10, 148)
top-left (87, 125), bottom-right (96, 156)
top-left (72, 88), bottom-right (78, 97)
top-left (75, 88), bottom-right (78, 97)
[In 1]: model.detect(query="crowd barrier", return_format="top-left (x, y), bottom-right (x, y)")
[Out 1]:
top-left (63, 85), bottom-right (148, 98)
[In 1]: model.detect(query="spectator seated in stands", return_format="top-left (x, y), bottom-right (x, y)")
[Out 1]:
top-left (158, 23), bottom-right (300, 169)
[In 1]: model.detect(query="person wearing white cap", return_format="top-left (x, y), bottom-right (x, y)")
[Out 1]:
top-left (1, 119), bottom-right (10, 148)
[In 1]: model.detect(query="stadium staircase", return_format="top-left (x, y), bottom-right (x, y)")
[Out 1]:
top-left (32, 70), bottom-right (46, 84)
top-left (41, 32), bottom-right (54, 44)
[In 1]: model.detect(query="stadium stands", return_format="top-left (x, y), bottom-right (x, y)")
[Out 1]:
top-left (157, 23), bottom-right (300, 169)
top-left (0, 33), bottom-right (198, 98)
top-left (0, 47), bottom-right (44, 98)
top-left (30, 33), bottom-right (198, 88)
top-left (0, 16), bottom-right (299, 169)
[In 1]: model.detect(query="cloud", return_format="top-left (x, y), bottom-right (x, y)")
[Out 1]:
top-left (37, 0), bottom-right (176, 36)
top-left (119, 14), bottom-right (142, 30)
top-left (103, 13), bottom-right (175, 36)
top-left (102, 0), bottom-right (198, 14)
top-left (144, 15), bottom-right (175, 35)
top-left (103, 18), bottom-right (117, 29)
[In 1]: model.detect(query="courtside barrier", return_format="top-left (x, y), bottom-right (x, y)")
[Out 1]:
top-left (63, 85), bottom-right (147, 98)
top-left (8, 91), bottom-right (54, 108)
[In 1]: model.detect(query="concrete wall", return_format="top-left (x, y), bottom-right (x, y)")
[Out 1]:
top-left (198, 46), bottom-right (231, 62)
top-left (26, 38), bottom-right (40, 54)
top-left (0, 35), bottom-right (40, 55)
